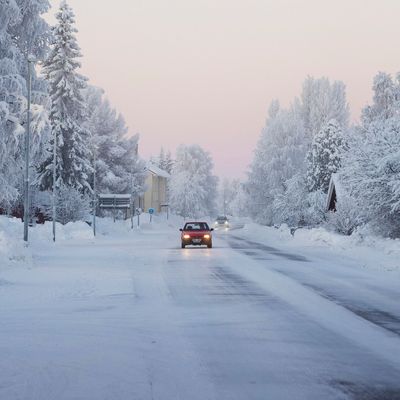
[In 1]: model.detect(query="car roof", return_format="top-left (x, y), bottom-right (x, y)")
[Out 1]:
top-left (185, 222), bottom-right (208, 224)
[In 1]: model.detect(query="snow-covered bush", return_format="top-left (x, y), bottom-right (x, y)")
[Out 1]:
top-left (305, 190), bottom-right (327, 226)
top-left (327, 195), bottom-right (363, 236)
top-left (273, 174), bottom-right (308, 226)
top-left (55, 184), bottom-right (91, 225)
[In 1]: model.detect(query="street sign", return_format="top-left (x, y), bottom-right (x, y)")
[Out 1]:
top-left (148, 208), bottom-right (155, 215)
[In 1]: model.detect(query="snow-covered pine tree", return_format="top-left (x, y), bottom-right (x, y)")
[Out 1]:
top-left (84, 86), bottom-right (146, 195)
top-left (0, 0), bottom-right (50, 209)
top-left (306, 119), bottom-right (346, 193)
top-left (169, 144), bottom-right (218, 218)
top-left (38, 1), bottom-right (93, 194)
top-left (155, 147), bottom-right (174, 174)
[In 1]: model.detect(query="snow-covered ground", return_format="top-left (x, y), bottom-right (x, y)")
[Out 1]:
top-left (236, 221), bottom-right (400, 273)
top-left (1, 216), bottom-right (400, 399)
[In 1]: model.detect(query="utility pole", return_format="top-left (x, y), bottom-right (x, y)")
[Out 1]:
top-left (223, 187), bottom-right (227, 216)
top-left (92, 148), bottom-right (97, 237)
top-left (52, 124), bottom-right (57, 242)
top-left (24, 56), bottom-right (34, 243)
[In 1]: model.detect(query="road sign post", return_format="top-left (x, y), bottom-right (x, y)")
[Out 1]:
top-left (136, 208), bottom-right (142, 228)
top-left (148, 208), bottom-right (155, 223)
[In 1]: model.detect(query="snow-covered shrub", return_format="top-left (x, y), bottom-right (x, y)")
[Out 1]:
top-left (55, 184), bottom-right (91, 225)
top-left (305, 190), bottom-right (327, 226)
top-left (273, 174), bottom-right (326, 227)
top-left (327, 195), bottom-right (363, 235)
top-left (273, 174), bottom-right (308, 226)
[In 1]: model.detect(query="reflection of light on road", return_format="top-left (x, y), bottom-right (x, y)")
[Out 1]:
top-left (181, 247), bottom-right (212, 258)
top-left (182, 249), bottom-right (191, 259)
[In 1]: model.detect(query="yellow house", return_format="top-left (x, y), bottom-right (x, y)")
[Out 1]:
top-left (139, 164), bottom-right (170, 213)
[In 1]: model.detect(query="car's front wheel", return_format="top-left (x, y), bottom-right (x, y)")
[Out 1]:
top-left (181, 242), bottom-right (186, 249)
top-left (207, 242), bottom-right (213, 249)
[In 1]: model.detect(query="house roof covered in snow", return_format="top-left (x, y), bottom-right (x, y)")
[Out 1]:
top-left (146, 164), bottom-right (171, 179)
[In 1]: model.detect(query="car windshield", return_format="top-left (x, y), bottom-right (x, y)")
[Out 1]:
top-left (217, 216), bottom-right (227, 221)
top-left (184, 222), bottom-right (210, 231)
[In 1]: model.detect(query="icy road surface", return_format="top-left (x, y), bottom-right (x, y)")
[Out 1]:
top-left (1, 223), bottom-right (400, 400)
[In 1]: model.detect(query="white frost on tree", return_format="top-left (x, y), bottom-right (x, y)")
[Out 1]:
top-left (84, 86), bottom-right (145, 196)
top-left (341, 117), bottom-right (400, 237)
top-left (218, 178), bottom-right (248, 217)
top-left (0, 0), bottom-right (50, 209)
top-left (38, 0), bottom-right (93, 194)
top-left (306, 119), bottom-right (346, 193)
top-left (247, 101), bottom-right (307, 224)
top-left (361, 72), bottom-right (400, 126)
top-left (246, 76), bottom-right (350, 227)
top-left (169, 144), bottom-right (218, 219)
top-left (301, 76), bottom-right (349, 139)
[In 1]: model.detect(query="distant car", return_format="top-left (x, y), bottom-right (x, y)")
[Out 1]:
top-left (214, 216), bottom-right (230, 229)
top-left (180, 222), bottom-right (213, 249)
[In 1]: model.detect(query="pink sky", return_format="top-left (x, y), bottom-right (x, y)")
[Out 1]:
top-left (48, 0), bottom-right (400, 178)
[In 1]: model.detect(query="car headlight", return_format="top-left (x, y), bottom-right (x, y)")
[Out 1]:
top-left (203, 234), bottom-right (211, 239)
top-left (225, 221), bottom-right (229, 225)
top-left (183, 234), bottom-right (191, 239)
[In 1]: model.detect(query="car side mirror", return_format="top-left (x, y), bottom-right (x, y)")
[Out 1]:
top-left (179, 228), bottom-right (183, 231)
top-left (210, 228), bottom-right (214, 231)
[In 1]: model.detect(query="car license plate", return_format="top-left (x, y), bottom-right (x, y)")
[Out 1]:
top-left (193, 239), bottom-right (201, 244)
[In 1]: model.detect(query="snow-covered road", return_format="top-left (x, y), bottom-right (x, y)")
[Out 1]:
top-left (1, 222), bottom-right (400, 400)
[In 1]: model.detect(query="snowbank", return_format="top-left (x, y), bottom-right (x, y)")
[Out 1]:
top-left (0, 217), bottom-right (32, 269)
top-left (0, 213), bottom-right (180, 270)
top-left (238, 222), bottom-right (400, 272)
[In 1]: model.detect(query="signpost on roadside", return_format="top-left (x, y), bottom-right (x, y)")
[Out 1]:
top-left (149, 208), bottom-right (155, 223)
top-left (136, 208), bottom-right (142, 228)
top-left (148, 208), bottom-right (155, 223)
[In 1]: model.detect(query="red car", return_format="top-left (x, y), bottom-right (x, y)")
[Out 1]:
top-left (180, 222), bottom-right (213, 248)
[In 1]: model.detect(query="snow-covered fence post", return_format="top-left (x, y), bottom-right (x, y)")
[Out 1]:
top-left (113, 195), bottom-right (116, 223)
